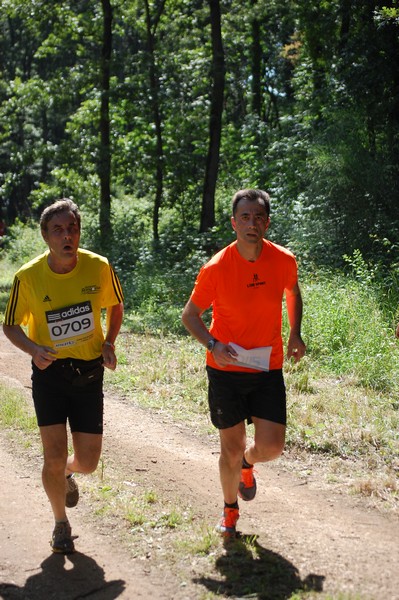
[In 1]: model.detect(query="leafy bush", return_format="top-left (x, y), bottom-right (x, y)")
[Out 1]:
top-left (300, 272), bottom-right (399, 392)
top-left (1, 219), bottom-right (46, 265)
top-left (120, 223), bottom-right (231, 332)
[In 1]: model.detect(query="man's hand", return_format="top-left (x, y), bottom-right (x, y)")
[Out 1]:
top-left (286, 332), bottom-right (306, 363)
top-left (212, 342), bottom-right (238, 368)
top-left (102, 343), bottom-right (117, 370)
top-left (32, 345), bottom-right (58, 370)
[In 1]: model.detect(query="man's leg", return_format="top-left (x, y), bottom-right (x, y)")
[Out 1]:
top-left (216, 422), bottom-right (246, 535)
top-left (237, 418), bottom-right (285, 502)
top-left (244, 417), bottom-right (286, 466)
top-left (219, 421), bottom-right (247, 504)
top-left (66, 432), bottom-right (102, 475)
top-left (39, 424), bottom-right (69, 522)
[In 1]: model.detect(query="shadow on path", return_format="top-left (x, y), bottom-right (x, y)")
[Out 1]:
top-left (0, 551), bottom-right (125, 600)
top-left (194, 533), bottom-right (325, 600)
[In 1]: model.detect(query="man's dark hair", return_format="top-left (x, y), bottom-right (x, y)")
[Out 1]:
top-left (40, 199), bottom-right (81, 232)
top-left (232, 189), bottom-right (270, 217)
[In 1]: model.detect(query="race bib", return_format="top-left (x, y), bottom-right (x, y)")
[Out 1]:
top-left (46, 301), bottom-right (94, 349)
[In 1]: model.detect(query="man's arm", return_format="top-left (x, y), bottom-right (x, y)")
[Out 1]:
top-left (2, 324), bottom-right (57, 369)
top-left (182, 299), bottom-right (237, 368)
top-left (285, 283), bottom-right (306, 362)
top-left (102, 302), bottom-right (124, 370)
top-left (182, 299), bottom-right (213, 347)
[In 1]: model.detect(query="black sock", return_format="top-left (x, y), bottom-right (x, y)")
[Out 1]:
top-left (224, 501), bottom-right (239, 509)
top-left (242, 457), bottom-right (253, 469)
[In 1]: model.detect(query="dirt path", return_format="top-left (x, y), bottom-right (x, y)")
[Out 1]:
top-left (0, 330), bottom-right (398, 600)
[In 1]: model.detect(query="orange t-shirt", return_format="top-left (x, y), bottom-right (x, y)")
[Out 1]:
top-left (190, 239), bottom-right (298, 371)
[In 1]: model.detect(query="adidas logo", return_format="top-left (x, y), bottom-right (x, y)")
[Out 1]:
top-left (43, 295), bottom-right (52, 302)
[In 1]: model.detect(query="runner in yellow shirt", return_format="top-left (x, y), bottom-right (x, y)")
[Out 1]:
top-left (3, 198), bottom-right (124, 554)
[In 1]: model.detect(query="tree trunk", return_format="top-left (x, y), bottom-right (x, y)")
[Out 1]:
top-left (338, 0), bottom-right (351, 51)
top-left (200, 0), bottom-right (225, 233)
top-left (143, 0), bottom-right (166, 242)
top-left (99, 0), bottom-right (113, 250)
top-left (251, 0), bottom-right (262, 117)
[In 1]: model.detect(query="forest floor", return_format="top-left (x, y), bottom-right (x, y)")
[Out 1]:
top-left (0, 329), bottom-right (398, 600)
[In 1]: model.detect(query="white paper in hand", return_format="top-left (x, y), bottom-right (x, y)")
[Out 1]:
top-left (228, 342), bottom-right (272, 372)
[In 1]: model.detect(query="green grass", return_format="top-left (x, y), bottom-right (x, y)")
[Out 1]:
top-left (298, 273), bottom-right (399, 392)
top-left (0, 254), bottom-right (398, 597)
top-left (0, 383), bottom-right (37, 432)
top-left (109, 332), bottom-right (210, 429)
top-left (1, 250), bottom-right (398, 512)
top-left (103, 328), bottom-right (398, 513)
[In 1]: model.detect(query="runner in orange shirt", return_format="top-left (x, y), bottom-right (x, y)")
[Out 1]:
top-left (182, 189), bottom-right (306, 536)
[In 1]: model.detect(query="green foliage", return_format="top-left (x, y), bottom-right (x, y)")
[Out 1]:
top-left (301, 272), bottom-right (399, 392)
top-left (375, 6), bottom-right (399, 24)
top-left (1, 219), bottom-right (46, 265)
top-left (1, 0), bottom-right (399, 358)
top-left (0, 384), bottom-right (37, 431)
top-left (1, 0), bottom-right (398, 267)
top-left (104, 193), bottom-right (234, 331)
top-left (120, 228), bottom-right (222, 333)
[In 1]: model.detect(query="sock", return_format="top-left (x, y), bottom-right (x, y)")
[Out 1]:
top-left (224, 501), bottom-right (239, 509)
top-left (242, 456), bottom-right (253, 469)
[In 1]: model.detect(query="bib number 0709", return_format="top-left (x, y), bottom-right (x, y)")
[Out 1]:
top-left (46, 301), bottom-right (95, 343)
top-left (50, 317), bottom-right (92, 338)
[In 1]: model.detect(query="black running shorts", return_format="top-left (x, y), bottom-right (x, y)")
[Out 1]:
top-left (206, 366), bottom-right (286, 430)
top-left (32, 357), bottom-right (104, 433)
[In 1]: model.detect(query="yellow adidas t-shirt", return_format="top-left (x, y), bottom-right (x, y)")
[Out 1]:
top-left (4, 248), bottom-right (124, 361)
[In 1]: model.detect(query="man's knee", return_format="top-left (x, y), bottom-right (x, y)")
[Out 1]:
top-left (72, 452), bottom-right (101, 474)
top-left (255, 437), bottom-right (285, 462)
top-left (70, 432), bottom-right (102, 473)
top-left (251, 419), bottom-right (285, 462)
top-left (43, 453), bottom-right (68, 475)
top-left (265, 439), bottom-right (285, 460)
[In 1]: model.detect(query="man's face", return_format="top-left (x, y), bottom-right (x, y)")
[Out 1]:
top-left (231, 198), bottom-right (270, 244)
top-left (42, 210), bottom-right (80, 262)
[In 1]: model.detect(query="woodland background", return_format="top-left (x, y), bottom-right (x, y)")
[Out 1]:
top-left (1, 1), bottom-right (399, 321)
top-left (1, 1), bottom-right (399, 516)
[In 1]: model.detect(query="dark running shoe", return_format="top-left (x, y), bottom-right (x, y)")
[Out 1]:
top-left (65, 474), bottom-right (79, 508)
top-left (51, 521), bottom-right (75, 554)
top-left (238, 465), bottom-right (257, 501)
top-left (215, 507), bottom-right (239, 537)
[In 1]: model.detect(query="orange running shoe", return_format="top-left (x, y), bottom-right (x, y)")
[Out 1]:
top-left (216, 507), bottom-right (239, 536)
top-left (238, 466), bottom-right (257, 501)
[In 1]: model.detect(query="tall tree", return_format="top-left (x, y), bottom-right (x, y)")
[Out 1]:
top-left (250, 0), bottom-right (262, 117)
top-left (99, 0), bottom-right (113, 249)
top-left (143, 0), bottom-right (167, 241)
top-left (200, 0), bottom-right (225, 232)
